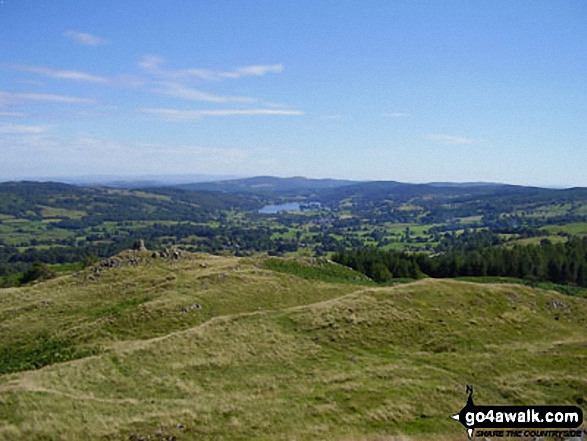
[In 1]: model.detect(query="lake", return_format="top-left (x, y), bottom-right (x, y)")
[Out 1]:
top-left (258, 202), bottom-right (321, 214)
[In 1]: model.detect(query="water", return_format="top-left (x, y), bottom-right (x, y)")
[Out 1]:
top-left (258, 202), bottom-right (321, 214)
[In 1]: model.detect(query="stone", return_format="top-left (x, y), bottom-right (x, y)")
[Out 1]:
top-left (132, 239), bottom-right (147, 252)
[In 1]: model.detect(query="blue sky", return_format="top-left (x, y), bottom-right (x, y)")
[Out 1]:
top-left (1, 1), bottom-right (586, 186)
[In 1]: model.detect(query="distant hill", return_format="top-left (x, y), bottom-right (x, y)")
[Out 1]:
top-left (172, 175), bottom-right (583, 202)
top-left (176, 175), bottom-right (358, 194)
top-left (314, 180), bottom-right (520, 203)
top-left (0, 180), bottom-right (264, 221)
top-left (2, 174), bottom-right (242, 188)
top-left (426, 181), bottom-right (505, 187)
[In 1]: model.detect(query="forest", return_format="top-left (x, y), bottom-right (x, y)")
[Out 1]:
top-left (333, 237), bottom-right (587, 288)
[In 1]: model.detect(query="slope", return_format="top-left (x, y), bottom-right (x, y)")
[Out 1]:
top-left (0, 253), bottom-right (586, 440)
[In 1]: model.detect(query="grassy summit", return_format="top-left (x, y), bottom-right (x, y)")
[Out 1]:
top-left (0, 252), bottom-right (585, 440)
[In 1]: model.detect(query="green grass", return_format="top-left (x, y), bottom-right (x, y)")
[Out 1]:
top-left (50, 262), bottom-right (84, 272)
top-left (261, 257), bottom-right (375, 285)
top-left (455, 276), bottom-right (587, 298)
top-left (0, 252), bottom-right (362, 371)
top-left (0, 330), bottom-right (97, 374)
top-left (542, 222), bottom-right (587, 236)
top-left (38, 205), bottom-right (87, 219)
top-left (0, 253), bottom-right (586, 440)
top-left (90, 295), bottom-right (153, 319)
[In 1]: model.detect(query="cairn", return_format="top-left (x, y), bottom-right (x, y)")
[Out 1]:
top-left (132, 239), bottom-right (148, 252)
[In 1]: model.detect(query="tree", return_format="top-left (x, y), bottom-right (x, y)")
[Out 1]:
top-left (370, 262), bottom-right (393, 283)
top-left (20, 262), bottom-right (55, 284)
top-left (83, 253), bottom-right (99, 268)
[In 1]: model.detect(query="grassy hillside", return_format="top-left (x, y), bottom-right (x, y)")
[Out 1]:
top-left (0, 253), bottom-right (586, 440)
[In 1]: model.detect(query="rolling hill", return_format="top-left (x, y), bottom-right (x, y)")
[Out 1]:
top-left (0, 251), bottom-right (585, 440)
top-left (176, 176), bottom-right (358, 194)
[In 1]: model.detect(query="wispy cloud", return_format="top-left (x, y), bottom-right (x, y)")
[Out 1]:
top-left (154, 82), bottom-right (256, 103)
top-left (229, 65), bottom-right (284, 78)
top-left (138, 56), bottom-right (165, 72)
top-left (0, 111), bottom-right (25, 117)
top-left (383, 112), bottom-right (410, 118)
top-left (140, 107), bottom-right (304, 120)
top-left (63, 30), bottom-right (109, 46)
top-left (0, 123), bottom-right (51, 134)
top-left (139, 56), bottom-right (284, 81)
top-left (426, 133), bottom-right (482, 145)
top-left (0, 90), bottom-right (95, 107)
top-left (12, 65), bottom-right (109, 84)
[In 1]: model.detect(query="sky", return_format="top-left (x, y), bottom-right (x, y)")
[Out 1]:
top-left (1, 0), bottom-right (586, 186)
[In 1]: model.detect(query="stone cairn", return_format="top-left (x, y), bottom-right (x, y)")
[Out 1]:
top-left (132, 239), bottom-right (148, 252)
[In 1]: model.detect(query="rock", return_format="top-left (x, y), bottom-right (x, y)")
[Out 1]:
top-left (199, 263), bottom-right (207, 268)
top-left (548, 299), bottom-right (570, 312)
top-left (151, 252), bottom-right (160, 258)
top-left (132, 239), bottom-right (148, 252)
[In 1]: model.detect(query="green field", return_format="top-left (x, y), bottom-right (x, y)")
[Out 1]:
top-left (542, 222), bottom-right (587, 236)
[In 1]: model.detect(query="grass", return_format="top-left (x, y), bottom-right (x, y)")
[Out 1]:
top-left (50, 262), bottom-right (84, 272)
top-left (0, 331), bottom-right (97, 374)
top-left (542, 222), bottom-right (587, 236)
top-left (0, 253), bottom-right (586, 440)
top-left (261, 257), bottom-right (375, 285)
top-left (38, 205), bottom-right (87, 219)
top-left (505, 235), bottom-right (567, 246)
top-left (455, 276), bottom-right (587, 298)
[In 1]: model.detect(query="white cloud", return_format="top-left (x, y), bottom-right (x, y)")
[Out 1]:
top-left (154, 83), bottom-right (256, 103)
top-left (0, 111), bottom-right (25, 117)
top-left (138, 55), bottom-right (165, 72)
top-left (139, 56), bottom-right (284, 81)
top-left (383, 112), bottom-right (411, 118)
top-left (140, 107), bottom-right (304, 120)
top-left (63, 30), bottom-right (109, 46)
top-left (0, 123), bottom-right (51, 134)
top-left (426, 133), bottom-right (482, 145)
top-left (263, 102), bottom-right (288, 108)
top-left (13, 65), bottom-right (109, 84)
top-left (229, 64), bottom-right (284, 78)
top-left (0, 91), bottom-right (95, 107)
